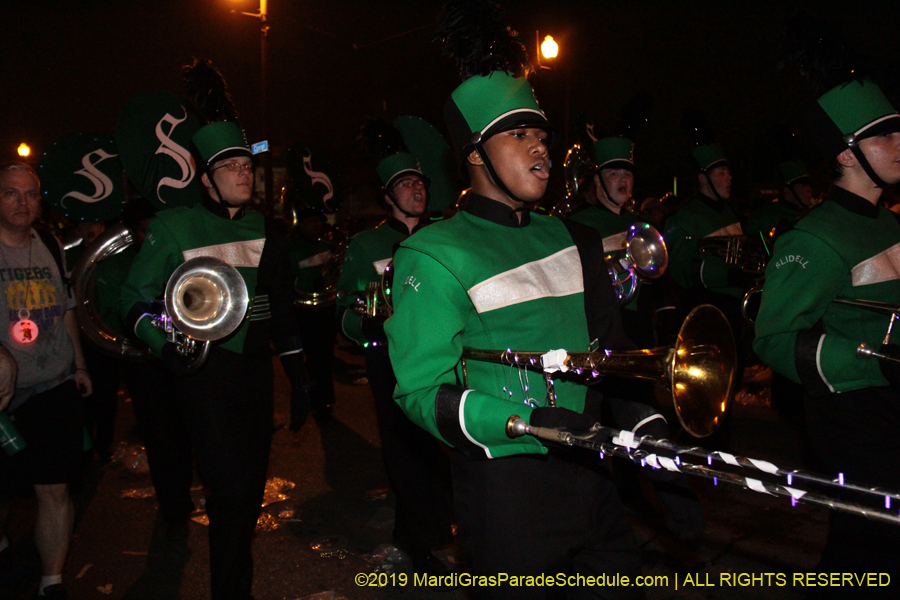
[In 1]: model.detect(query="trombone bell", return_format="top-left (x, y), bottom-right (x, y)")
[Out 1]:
top-left (461, 304), bottom-right (736, 438)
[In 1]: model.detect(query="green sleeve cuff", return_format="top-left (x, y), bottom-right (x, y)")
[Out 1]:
top-left (459, 391), bottom-right (544, 458)
top-left (820, 335), bottom-right (887, 390)
top-left (339, 308), bottom-right (366, 346)
top-left (135, 317), bottom-right (168, 357)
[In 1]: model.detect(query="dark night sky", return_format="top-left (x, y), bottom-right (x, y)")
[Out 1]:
top-left (3, 0), bottom-right (900, 202)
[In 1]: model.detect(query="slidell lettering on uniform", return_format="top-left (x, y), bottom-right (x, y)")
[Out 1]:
top-left (774, 254), bottom-right (808, 269)
top-left (403, 276), bottom-right (420, 292)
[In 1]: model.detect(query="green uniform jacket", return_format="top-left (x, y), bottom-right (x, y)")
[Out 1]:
top-left (569, 204), bottom-right (643, 311)
top-left (744, 200), bottom-right (799, 240)
top-left (664, 193), bottom-right (743, 297)
top-left (754, 187), bottom-right (900, 394)
top-left (120, 201), bottom-right (271, 357)
top-left (336, 218), bottom-right (412, 346)
top-left (385, 194), bottom-right (627, 460)
top-left (287, 236), bottom-right (333, 293)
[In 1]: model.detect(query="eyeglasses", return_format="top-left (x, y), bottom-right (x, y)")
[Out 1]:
top-left (393, 178), bottom-right (425, 189)
top-left (212, 162), bottom-right (254, 173)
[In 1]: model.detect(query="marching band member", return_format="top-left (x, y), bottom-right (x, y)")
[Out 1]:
top-left (287, 207), bottom-right (337, 421)
top-left (663, 143), bottom-right (748, 309)
top-left (754, 79), bottom-right (900, 590)
top-left (120, 121), bottom-right (310, 600)
top-left (568, 136), bottom-right (705, 540)
top-left (386, 63), bottom-right (642, 597)
top-left (334, 144), bottom-right (454, 574)
top-left (744, 159), bottom-right (818, 239)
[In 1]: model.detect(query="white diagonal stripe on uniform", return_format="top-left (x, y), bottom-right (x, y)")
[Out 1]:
top-left (182, 239), bottom-right (265, 267)
top-left (851, 242), bottom-right (900, 286)
top-left (468, 246), bottom-right (583, 313)
top-left (601, 232), bottom-right (628, 253)
top-left (706, 223), bottom-right (743, 237)
top-left (373, 258), bottom-right (392, 275)
top-left (297, 250), bottom-right (332, 270)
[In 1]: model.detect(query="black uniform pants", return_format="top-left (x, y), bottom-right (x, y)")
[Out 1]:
top-left (803, 387), bottom-right (900, 599)
top-left (296, 303), bottom-right (336, 411)
top-left (365, 345), bottom-right (454, 552)
top-left (450, 449), bottom-right (643, 600)
top-left (123, 360), bottom-right (194, 525)
top-left (178, 349), bottom-right (274, 600)
top-left (83, 343), bottom-right (121, 459)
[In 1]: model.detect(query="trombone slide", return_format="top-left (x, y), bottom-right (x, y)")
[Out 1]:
top-left (506, 417), bottom-right (900, 526)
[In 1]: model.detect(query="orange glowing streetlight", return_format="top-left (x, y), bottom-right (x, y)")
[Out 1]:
top-left (541, 35), bottom-right (559, 60)
top-left (17, 143), bottom-right (31, 158)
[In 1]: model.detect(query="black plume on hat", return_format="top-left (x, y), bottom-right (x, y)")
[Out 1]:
top-left (614, 91), bottom-right (654, 140)
top-left (182, 57), bottom-right (240, 124)
top-left (780, 15), bottom-right (867, 96)
top-left (435, 0), bottom-right (531, 81)
top-left (358, 118), bottom-right (408, 158)
top-left (681, 108), bottom-right (717, 148)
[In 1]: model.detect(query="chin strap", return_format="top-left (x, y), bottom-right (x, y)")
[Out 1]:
top-left (207, 176), bottom-right (242, 209)
top-left (845, 134), bottom-right (890, 189)
top-left (384, 188), bottom-right (424, 219)
top-left (597, 177), bottom-right (628, 214)
top-left (703, 171), bottom-right (726, 202)
top-left (471, 134), bottom-right (540, 207)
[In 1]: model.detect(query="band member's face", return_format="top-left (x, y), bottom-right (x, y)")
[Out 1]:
top-left (206, 156), bottom-right (255, 205)
top-left (791, 182), bottom-right (816, 207)
top-left (387, 175), bottom-right (427, 218)
top-left (0, 169), bottom-right (41, 232)
top-left (481, 127), bottom-right (550, 206)
top-left (707, 165), bottom-right (732, 199)
top-left (859, 131), bottom-right (900, 186)
top-left (598, 167), bottom-right (634, 207)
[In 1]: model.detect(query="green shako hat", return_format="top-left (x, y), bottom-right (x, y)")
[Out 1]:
top-left (806, 79), bottom-right (900, 188)
top-left (445, 71), bottom-right (551, 161)
top-left (376, 152), bottom-right (428, 189)
top-left (192, 121), bottom-right (252, 169)
top-left (594, 137), bottom-right (634, 170)
top-left (779, 160), bottom-right (808, 185)
top-left (809, 79), bottom-right (900, 158)
top-left (691, 143), bottom-right (728, 172)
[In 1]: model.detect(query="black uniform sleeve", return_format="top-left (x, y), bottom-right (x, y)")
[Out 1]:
top-left (561, 219), bottom-right (636, 352)
top-left (258, 219), bottom-right (303, 355)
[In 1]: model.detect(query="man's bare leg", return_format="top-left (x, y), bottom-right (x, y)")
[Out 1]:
top-left (33, 484), bottom-right (72, 580)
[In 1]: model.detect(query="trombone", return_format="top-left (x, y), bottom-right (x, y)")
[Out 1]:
top-left (506, 417), bottom-right (900, 526)
top-left (462, 304), bottom-right (737, 438)
top-left (833, 298), bottom-right (900, 365)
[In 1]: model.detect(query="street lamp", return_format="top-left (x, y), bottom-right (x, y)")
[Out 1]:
top-left (236, 0), bottom-right (273, 206)
top-left (17, 143), bottom-right (31, 158)
top-left (533, 32), bottom-right (570, 144)
top-left (541, 36), bottom-right (559, 60)
top-left (535, 32), bottom-right (559, 70)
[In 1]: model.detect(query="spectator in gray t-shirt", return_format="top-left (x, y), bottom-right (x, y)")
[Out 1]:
top-left (0, 162), bottom-right (92, 600)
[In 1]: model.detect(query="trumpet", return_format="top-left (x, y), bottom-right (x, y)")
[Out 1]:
top-left (694, 235), bottom-right (768, 276)
top-left (461, 304), bottom-right (736, 438)
top-left (336, 260), bottom-right (395, 318)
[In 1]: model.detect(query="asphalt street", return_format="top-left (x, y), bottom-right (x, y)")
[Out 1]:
top-left (1, 343), bottom-right (871, 600)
